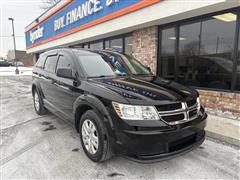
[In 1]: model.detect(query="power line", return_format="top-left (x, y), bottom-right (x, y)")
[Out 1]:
top-left (0, 36), bottom-right (24, 37)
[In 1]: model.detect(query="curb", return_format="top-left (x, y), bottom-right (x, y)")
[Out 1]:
top-left (206, 130), bottom-right (240, 147)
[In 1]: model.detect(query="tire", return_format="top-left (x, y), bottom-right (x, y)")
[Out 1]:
top-left (79, 110), bottom-right (112, 162)
top-left (33, 89), bottom-right (47, 115)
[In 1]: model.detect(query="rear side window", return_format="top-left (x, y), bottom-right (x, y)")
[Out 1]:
top-left (56, 55), bottom-right (72, 69)
top-left (35, 56), bottom-right (46, 69)
top-left (44, 55), bottom-right (58, 73)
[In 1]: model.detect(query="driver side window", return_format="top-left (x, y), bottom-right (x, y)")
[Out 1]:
top-left (57, 55), bottom-right (72, 69)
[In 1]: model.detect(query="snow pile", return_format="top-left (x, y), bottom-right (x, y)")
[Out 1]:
top-left (0, 67), bottom-right (33, 76)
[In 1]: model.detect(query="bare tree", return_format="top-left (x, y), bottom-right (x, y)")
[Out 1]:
top-left (40, 0), bottom-right (60, 10)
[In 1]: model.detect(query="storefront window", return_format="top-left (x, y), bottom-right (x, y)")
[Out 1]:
top-left (237, 29), bottom-right (240, 90)
top-left (125, 35), bottom-right (133, 55)
top-left (159, 11), bottom-right (238, 91)
top-left (105, 38), bottom-right (123, 52)
top-left (83, 44), bottom-right (89, 49)
top-left (198, 14), bottom-right (236, 90)
top-left (159, 27), bottom-right (176, 80)
top-left (179, 22), bottom-right (201, 86)
top-left (90, 41), bottom-right (103, 50)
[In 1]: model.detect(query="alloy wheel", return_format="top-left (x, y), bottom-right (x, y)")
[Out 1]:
top-left (81, 119), bottom-right (99, 154)
top-left (34, 91), bottom-right (40, 112)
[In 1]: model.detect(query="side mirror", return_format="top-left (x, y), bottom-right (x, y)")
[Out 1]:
top-left (56, 68), bottom-right (74, 79)
top-left (147, 66), bottom-right (151, 72)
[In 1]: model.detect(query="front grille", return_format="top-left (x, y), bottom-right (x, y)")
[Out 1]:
top-left (161, 113), bottom-right (185, 123)
top-left (189, 109), bottom-right (198, 119)
top-left (155, 103), bottom-right (182, 112)
top-left (156, 99), bottom-right (200, 125)
top-left (186, 99), bottom-right (197, 107)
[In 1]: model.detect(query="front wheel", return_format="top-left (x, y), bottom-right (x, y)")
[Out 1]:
top-left (79, 110), bottom-right (112, 162)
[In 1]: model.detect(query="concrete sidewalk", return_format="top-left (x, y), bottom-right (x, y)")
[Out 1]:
top-left (205, 112), bottom-right (240, 147)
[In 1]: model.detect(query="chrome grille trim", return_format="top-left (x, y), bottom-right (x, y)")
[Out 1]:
top-left (157, 101), bottom-right (199, 125)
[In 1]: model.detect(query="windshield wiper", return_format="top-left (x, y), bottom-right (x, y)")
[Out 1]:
top-left (88, 75), bottom-right (115, 79)
top-left (116, 74), bottom-right (128, 77)
top-left (132, 73), bottom-right (154, 76)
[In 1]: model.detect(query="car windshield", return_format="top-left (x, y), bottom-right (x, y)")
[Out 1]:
top-left (76, 52), bottom-right (152, 78)
top-left (122, 54), bottom-right (152, 75)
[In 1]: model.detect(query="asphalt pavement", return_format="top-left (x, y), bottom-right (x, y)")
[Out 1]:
top-left (1, 75), bottom-right (240, 179)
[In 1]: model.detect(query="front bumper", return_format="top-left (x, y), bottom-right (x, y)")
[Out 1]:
top-left (125, 131), bottom-right (205, 163)
top-left (110, 112), bottom-right (207, 162)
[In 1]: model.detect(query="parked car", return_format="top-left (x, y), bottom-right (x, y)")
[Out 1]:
top-left (32, 48), bottom-right (207, 163)
top-left (0, 60), bottom-right (11, 67)
top-left (12, 61), bottom-right (24, 67)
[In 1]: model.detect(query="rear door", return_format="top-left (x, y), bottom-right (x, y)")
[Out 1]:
top-left (41, 54), bottom-right (58, 105)
top-left (32, 54), bottom-right (47, 95)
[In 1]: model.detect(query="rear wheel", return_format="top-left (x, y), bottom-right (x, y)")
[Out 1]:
top-left (33, 89), bottom-right (47, 115)
top-left (79, 110), bottom-right (112, 162)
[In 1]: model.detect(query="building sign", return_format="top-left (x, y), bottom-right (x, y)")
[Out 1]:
top-left (30, 26), bottom-right (44, 43)
top-left (25, 0), bottom-right (160, 49)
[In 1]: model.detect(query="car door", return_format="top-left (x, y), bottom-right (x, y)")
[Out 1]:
top-left (52, 52), bottom-right (76, 121)
top-left (41, 53), bottom-right (59, 105)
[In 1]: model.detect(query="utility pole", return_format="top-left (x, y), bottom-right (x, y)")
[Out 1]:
top-left (8, 18), bottom-right (19, 74)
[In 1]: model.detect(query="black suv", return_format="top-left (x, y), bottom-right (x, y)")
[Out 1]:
top-left (32, 48), bottom-right (207, 163)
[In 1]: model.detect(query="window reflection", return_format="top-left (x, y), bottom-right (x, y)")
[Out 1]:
top-left (159, 11), bottom-right (239, 90)
top-left (178, 22), bottom-right (201, 86)
top-left (125, 35), bottom-right (133, 55)
top-left (159, 27), bottom-right (176, 80)
top-left (90, 41), bottom-right (103, 50)
top-left (105, 38), bottom-right (123, 52)
top-left (237, 30), bottom-right (240, 90)
top-left (162, 12), bottom-right (237, 90)
top-left (83, 44), bottom-right (89, 49)
top-left (198, 15), bottom-right (236, 90)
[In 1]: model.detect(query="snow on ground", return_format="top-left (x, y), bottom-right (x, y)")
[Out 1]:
top-left (1, 76), bottom-right (240, 179)
top-left (0, 66), bottom-right (33, 76)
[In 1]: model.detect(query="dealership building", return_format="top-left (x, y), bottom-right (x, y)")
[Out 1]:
top-left (25, 0), bottom-right (240, 119)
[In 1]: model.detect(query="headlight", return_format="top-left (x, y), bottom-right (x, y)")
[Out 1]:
top-left (197, 97), bottom-right (201, 112)
top-left (112, 102), bottom-right (159, 120)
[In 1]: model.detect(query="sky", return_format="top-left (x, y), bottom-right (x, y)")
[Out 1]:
top-left (0, 0), bottom-right (44, 58)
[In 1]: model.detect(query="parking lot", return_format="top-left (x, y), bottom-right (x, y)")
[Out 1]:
top-left (1, 75), bottom-right (240, 179)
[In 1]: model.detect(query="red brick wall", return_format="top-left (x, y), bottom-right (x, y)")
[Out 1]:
top-left (132, 26), bottom-right (158, 74)
top-left (198, 89), bottom-right (240, 114)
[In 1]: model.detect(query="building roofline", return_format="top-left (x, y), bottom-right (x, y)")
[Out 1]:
top-left (25, 0), bottom-right (72, 32)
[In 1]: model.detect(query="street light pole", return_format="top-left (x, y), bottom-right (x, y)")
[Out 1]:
top-left (8, 17), bottom-right (19, 74)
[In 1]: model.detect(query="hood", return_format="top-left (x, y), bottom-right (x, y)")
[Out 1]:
top-left (89, 76), bottom-right (198, 104)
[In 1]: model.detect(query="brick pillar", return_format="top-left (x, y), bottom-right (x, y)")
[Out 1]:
top-left (132, 26), bottom-right (158, 74)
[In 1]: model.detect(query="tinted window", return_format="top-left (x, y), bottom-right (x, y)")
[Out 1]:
top-left (159, 12), bottom-right (238, 90)
top-left (123, 54), bottom-right (152, 75)
top-left (198, 14), bottom-right (236, 90)
top-left (83, 44), bottom-right (89, 49)
top-left (125, 35), bottom-right (133, 55)
top-left (76, 52), bottom-right (152, 77)
top-left (36, 56), bottom-right (46, 69)
top-left (57, 55), bottom-right (72, 69)
top-left (237, 30), bottom-right (240, 91)
top-left (159, 27), bottom-right (176, 80)
top-left (78, 55), bottom-right (115, 77)
top-left (178, 22), bottom-right (201, 86)
top-left (44, 55), bottom-right (58, 73)
top-left (105, 38), bottom-right (123, 52)
top-left (90, 41), bottom-right (103, 50)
